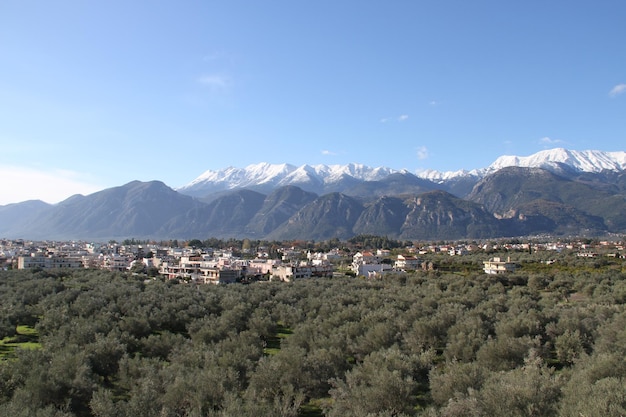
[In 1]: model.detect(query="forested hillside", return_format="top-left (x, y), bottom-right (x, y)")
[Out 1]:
top-left (2, 257), bottom-right (626, 416)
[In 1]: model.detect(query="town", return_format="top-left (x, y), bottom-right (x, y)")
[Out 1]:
top-left (2, 236), bottom-right (624, 281)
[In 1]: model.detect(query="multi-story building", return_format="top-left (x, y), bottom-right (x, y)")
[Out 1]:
top-left (483, 257), bottom-right (516, 274)
top-left (160, 255), bottom-right (241, 284)
top-left (395, 254), bottom-right (421, 271)
top-left (351, 251), bottom-right (392, 277)
top-left (194, 267), bottom-right (239, 284)
top-left (271, 264), bottom-right (313, 282)
top-left (17, 254), bottom-right (83, 269)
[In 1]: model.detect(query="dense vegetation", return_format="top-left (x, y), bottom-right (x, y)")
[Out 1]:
top-left (2, 254), bottom-right (626, 416)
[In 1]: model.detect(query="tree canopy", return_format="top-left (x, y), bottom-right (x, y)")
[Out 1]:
top-left (1, 256), bottom-right (626, 416)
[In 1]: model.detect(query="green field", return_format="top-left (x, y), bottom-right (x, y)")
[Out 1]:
top-left (0, 324), bottom-right (41, 359)
top-left (263, 323), bottom-right (293, 355)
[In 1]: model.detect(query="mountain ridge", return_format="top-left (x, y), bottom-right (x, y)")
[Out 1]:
top-left (413, 148), bottom-right (626, 181)
top-left (178, 148), bottom-right (626, 196)
top-left (2, 148), bottom-right (626, 241)
top-left (179, 162), bottom-right (400, 197)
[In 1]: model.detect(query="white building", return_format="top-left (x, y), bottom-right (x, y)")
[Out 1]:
top-left (160, 254), bottom-right (241, 284)
top-left (394, 254), bottom-right (421, 271)
top-left (103, 254), bottom-right (133, 271)
top-left (194, 268), bottom-right (238, 284)
top-left (483, 257), bottom-right (516, 274)
top-left (355, 263), bottom-right (393, 277)
top-left (271, 264), bottom-right (312, 282)
top-left (246, 258), bottom-right (281, 276)
top-left (352, 251), bottom-right (380, 266)
top-left (18, 254), bottom-right (83, 269)
top-left (351, 251), bottom-right (393, 276)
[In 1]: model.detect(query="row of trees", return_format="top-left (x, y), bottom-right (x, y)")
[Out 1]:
top-left (1, 256), bottom-right (626, 416)
top-left (119, 235), bottom-right (408, 251)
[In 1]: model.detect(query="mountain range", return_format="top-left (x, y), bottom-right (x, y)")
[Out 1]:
top-left (2, 148), bottom-right (626, 241)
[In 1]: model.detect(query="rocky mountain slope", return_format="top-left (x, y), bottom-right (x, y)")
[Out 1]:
top-left (1, 148), bottom-right (625, 241)
top-left (178, 148), bottom-right (626, 200)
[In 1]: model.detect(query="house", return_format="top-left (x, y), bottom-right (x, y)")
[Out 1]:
top-left (483, 256), bottom-right (516, 274)
top-left (269, 258), bottom-right (333, 281)
top-left (449, 246), bottom-right (468, 256)
top-left (271, 264), bottom-right (313, 282)
top-left (102, 254), bottom-right (133, 271)
top-left (352, 251), bottom-right (392, 276)
top-left (356, 263), bottom-right (393, 277)
top-left (194, 267), bottom-right (238, 284)
top-left (352, 251), bottom-right (380, 265)
top-left (395, 254), bottom-right (421, 271)
top-left (246, 258), bottom-right (280, 276)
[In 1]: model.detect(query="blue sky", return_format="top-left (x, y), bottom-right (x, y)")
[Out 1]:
top-left (1, 1), bottom-right (624, 205)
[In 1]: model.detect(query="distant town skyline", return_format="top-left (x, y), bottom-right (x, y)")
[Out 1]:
top-left (1, 1), bottom-right (624, 205)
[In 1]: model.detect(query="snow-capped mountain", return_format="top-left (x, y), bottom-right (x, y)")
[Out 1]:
top-left (178, 148), bottom-right (626, 198)
top-left (178, 162), bottom-right (398, 197)
top-left (418, 148), bottom-right (626, 182)
top-left (4, 148), bottom-right (626, 240)
top-left (183, 163), bottom-right (296, 190)
top-left (487, 148), bottom-right (626, 173)
top-left (416, 168), bottom-right (481, 182)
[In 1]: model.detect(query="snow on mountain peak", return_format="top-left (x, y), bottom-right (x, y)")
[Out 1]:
top-left (180, 148), bottom-right (626, 195)
top-left (178, 163), bottom-right (397, 195)
top-left (313, 163), bottom-right (396, 182)
top-left (417, 148), bottom-right (626, 181)
top-left (488, 148), bottom-right (626, 173)
top-left (416, 168), bottom-right (478, 182)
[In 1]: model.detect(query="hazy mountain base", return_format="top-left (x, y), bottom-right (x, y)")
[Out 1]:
top-left (2, 254), bottom-right (626, 416)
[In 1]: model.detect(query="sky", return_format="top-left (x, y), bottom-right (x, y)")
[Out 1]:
top-left (0, 1), bottom-right (625, 205)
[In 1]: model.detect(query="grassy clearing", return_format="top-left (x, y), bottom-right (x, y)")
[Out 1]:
top-left (299, 398), bottom-right (331, 417)
top-left (263, 323), bottom-right (293, 355)
top-left (0, 324), bottom-right (41, 359)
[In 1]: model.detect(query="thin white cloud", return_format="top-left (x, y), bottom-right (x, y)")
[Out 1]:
top-left (321, 150), bottom-right (337, 156)
top-left (0, 166), bottom-right (104, 205)
top-left (539, 136), bottom-right (565, 146)
top-left (609, 84), bottom-right (626, 97)
top-left (416, 146), bottom-right (429, 160)
top-left (197, 74), bottom-right (230, 89)
top-left (380, 114), bottom-right (409, 123)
